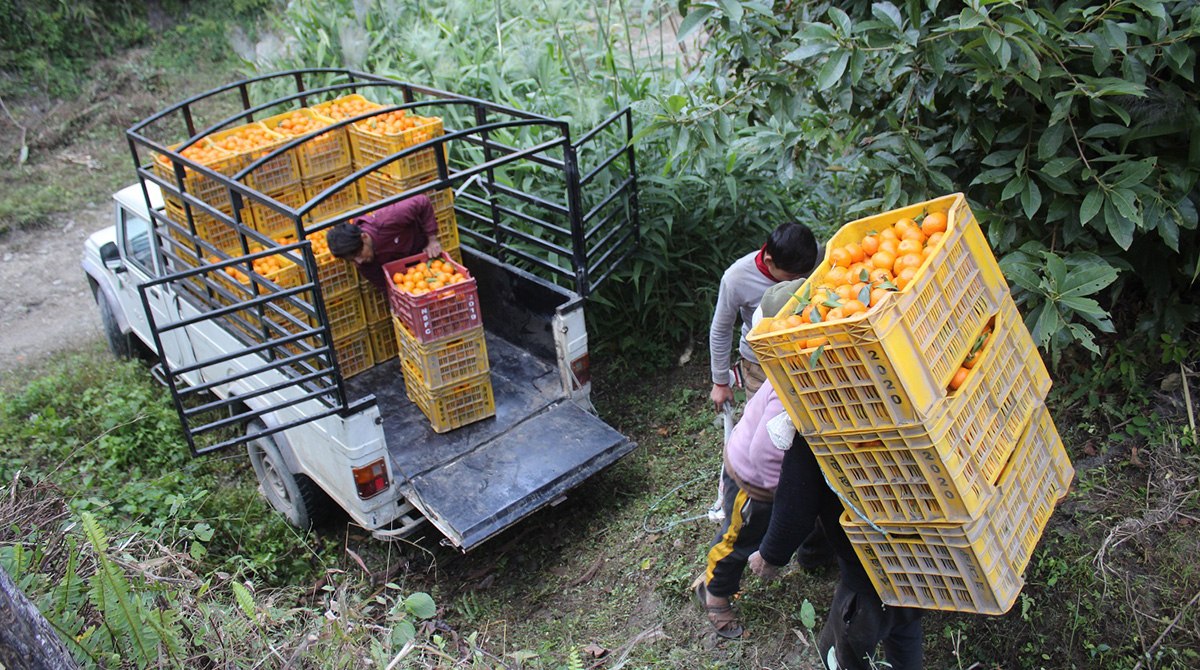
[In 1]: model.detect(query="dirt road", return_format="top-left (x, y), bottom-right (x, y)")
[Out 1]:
top-left (0, 207), bottom-right (111, 374)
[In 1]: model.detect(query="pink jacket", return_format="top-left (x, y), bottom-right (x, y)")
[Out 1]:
top-left (725, 383), bottom-right (786, 497)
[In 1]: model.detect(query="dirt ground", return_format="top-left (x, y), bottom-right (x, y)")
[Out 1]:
top-left (0, 206), bottom-right (111, 373)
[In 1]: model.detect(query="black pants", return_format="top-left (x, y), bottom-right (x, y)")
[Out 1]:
top-left (817, 580), bottom-right (924, 670)
top-left (706, 471), bottom-right (773, 598)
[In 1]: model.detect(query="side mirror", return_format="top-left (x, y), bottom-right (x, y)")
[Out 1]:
top-left (100, 242), bottom-right (126, 273)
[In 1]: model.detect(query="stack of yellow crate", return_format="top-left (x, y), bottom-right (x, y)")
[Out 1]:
top-left (384, 254), bottom-right (494, 433)
top-left (305, 229), bottom-right (371, 377)
top-left (748, 193), bottom-right (1074, 615)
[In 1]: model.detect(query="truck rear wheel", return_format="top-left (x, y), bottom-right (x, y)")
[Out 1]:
top-left (246, 421), bottom-right (331, 529)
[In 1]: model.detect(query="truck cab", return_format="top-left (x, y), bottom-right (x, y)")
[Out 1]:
top-left (81, 71), bottom-right (639, 549)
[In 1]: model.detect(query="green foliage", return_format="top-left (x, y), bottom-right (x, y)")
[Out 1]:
top-left (656, 0), bottom-right (1200, 359)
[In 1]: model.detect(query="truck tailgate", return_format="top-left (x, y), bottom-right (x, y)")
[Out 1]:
top-left (398, 400), bottom-right (631, 548)
top-left (347, 333), bottom-right (632, 549)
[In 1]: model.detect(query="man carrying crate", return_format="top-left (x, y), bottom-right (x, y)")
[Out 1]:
top-left (327, 194), bottom-right (442, 291)
top-left (708, 222), bottom-right (821, 411)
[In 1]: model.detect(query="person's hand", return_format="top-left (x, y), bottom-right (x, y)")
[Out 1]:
top-left (711, 383), bottom-right (734, 411)
top-left (749, 551), bottom-right (781, 579)
top-left (424, 238), bottom-right (443, 259)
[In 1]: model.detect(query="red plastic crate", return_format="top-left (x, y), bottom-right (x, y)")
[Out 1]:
top-left (401, 360), bottom-right (495, 433)
top-left (394, 320), bottom-right (489, 390)
top-left (383, 252), bottom-right (480, 343)
top-left (842, 402), bottom-right (1074, 615)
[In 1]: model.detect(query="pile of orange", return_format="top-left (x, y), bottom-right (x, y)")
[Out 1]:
top-left (213, 126), bottom-right (281, 154)
top-left (357, 110), bottom-right (433, 137)
top-left (157, 141), bottom-right (228, 167)
top-left (273, 112), bottom-right (331, 137)
top-left (306, 230), bottom-right (331, 256)
top-left (221, 243), bottom-right (293, 283)
top-left (318, 97), bottom-right (383, 121)
top-left (767, 211), bottom-right (950, 337)
top-left (949, 324), bottom-right (994, 392)
top-left (392, 258), bottom-right (467, 297)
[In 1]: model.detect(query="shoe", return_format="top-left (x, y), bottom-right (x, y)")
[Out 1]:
top-left (693, 580), bottom-right (744, 639)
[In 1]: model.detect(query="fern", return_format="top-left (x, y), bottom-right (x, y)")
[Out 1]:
top-left (82, 512), bottom-right (183, 668)
top-left (565, 647), bottom-right (584, 670)
top-left (231, 580), bottom-right (257, 619)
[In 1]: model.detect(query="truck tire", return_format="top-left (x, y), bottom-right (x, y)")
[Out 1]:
top-left (96, 291), bottom-right (136, 360)
top-left (246, 421), bottom-right (332, 529)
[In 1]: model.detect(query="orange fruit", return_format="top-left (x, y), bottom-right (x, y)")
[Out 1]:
top-left (949, 367), bottom-right (969, 391)
top-left (869, 267), bottom-right (894, 285)
top-left (870, 287), bottom-right (891, 306)
top-left (835, 284), bottom-right (856, 301)
top-left (861, 235), bottom-right (880, 256)
top-left (830, 247), bottom-right (853, 268)
top-left (825, 307), bottom-right (847, 321)
top-left (897, 239), bottom-right (923, 257)
top-left (805, 336), bottom-right (829, 349)
top-left (922, 212), bottom-right (948, 236)
top-left (847, 262), bottom-right (869, 282)
top-left (846, 243), bottom-right (865, 264)
top-left (871, 251), bottom-right (895, 270)
top-left (842, 299), bottom-right (867, 316)
top-left (878, 238), bottom-right (899, 258)
top-left (922, 246), bottom-right (936, 262)
top-left (895, 266), bottom-right (918, 290)
top-left (926, 231), bottom-right (943, 248)
top-left (893, 218), bottom-right (916, 234)
top-left (962, 348), bottom-right (981, 369)
top-left (901, 227), bottom-right (926, 244)
top-left (879, 227), bottom-right (899, 242)
top-left (784, 314), bottom-right (807, 329)
top-left (826, 266), bottom-right (850, 286)
top-left (893, 253), bottom-right (923, 275)
top-left (850, 282), bottom-right (869, 300)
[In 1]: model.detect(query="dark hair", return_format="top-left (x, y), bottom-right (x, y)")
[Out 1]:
top-left (765, 222), bottom-right (818, 275)
top-left (327, 222), bottom-right (364, 259)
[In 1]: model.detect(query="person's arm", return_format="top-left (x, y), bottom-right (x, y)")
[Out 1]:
top-left (414, 195), bottom-right (442, 258)
top-left (749, 435), bottom-right (823, 576)
top-left (709, 273), bottom-right (738, 410)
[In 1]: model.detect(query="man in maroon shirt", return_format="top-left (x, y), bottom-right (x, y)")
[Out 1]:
top-left (326, 194), bottom-right (442, 291)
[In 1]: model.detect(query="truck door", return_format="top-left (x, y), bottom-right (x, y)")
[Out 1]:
top-left (137, 240), bottom-right (358, 455)
top-left (112, 204), bottom-right (197, 378)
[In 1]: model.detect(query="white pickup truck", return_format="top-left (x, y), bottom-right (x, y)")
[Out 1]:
top-left (80, 71), bottom-right (640, 549)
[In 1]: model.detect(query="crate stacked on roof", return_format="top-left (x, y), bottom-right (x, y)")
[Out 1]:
top-left (747, 193), bottom-right (1074, 616)
top-left (384, 252), bottom-right (493, 433)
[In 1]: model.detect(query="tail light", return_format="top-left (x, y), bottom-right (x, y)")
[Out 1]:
top-left (352, 459), bottom-right (389, 499)
top-left (570, 353), bottom-right (591, 388)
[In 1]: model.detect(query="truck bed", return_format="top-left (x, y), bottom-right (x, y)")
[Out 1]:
top-left (345, 330), bottom-right (632, 548)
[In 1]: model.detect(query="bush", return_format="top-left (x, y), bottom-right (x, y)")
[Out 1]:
top-left (653, 0), bottom-right (1200, 362)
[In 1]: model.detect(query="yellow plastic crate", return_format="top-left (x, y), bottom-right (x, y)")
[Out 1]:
top-left (807, 296), bottom-right (1052, 524)
top-left (349, 116), bottom-right (443, 181)
top-left (842, 402), bottom-right (1073, 615)
top-left (444, 245), bottom-right (462, 265)
top-left (356, 171), bottom-right (442, 203)
top-left (153, 141), bottom-right (240, 211)
top-left (165, 200), bottom-right (246, 255)
top-left (401, 360), bottom-right (495, 433)
top-left (250, 186), bottom-right (306, 241)
top-left (303, 229), bottom-right (359, 298)
top-left (394, 319), bottom-right (489, 390)
top-left (369, 319), bottom-right (398, 363)
top-left (260, 108), bottom-right (352, 179)
top-left (310, 93), bottom-right (383, 122)
top-left (203, 121), bottom-right (301, 194)
top-left (434, 202), bottom-right (460, 251)
top-left (335, 329), bottom-right (374, 378)
top-left (749, 193), bottom-right (1011, 435)
top-left (322, 289), bottom-right (365, 341)
top-left (302, 168), bottom-right (360, 227)
top-left (360, 279), bottom-right (390, 324)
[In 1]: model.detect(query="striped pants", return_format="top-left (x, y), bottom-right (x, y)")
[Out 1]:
top-left (705, 470), bottom-right (773, 598)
